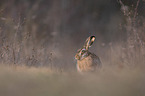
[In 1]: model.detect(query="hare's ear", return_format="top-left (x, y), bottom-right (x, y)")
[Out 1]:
top-left (84, 36), bottom-right (95, 50)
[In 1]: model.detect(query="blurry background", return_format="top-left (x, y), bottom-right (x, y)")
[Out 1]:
top-left (0, 0), bottom-right (144, 70)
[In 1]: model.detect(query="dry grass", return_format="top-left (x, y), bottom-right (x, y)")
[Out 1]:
top-left (0, 0), bottom-right (144, 68)
top-left (0, 1), bottom-right (145, 96)
top-left (0, 65), bottom-right (145, 96)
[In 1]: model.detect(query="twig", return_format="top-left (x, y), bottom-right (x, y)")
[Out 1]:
top-left (133, 0), bottom-right (140, 19)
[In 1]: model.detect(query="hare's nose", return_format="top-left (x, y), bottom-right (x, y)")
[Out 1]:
top-left (73, 57), bottom-right (77, 61)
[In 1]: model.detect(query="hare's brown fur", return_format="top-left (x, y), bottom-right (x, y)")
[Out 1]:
top-left (75, 36), bottom-right (102, 72)
top-left (77, 52), bottom-right (101, 72)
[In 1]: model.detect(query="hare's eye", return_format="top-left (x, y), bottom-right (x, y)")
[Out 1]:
top-left (81, 48), bottom-right (86, 52)
top-left (81, 50), bottom-right (85, 53)
top-left (81, 50), bottom-right (86, 55)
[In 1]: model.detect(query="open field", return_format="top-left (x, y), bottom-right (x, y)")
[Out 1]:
top-left (0, 0), bottom-right (145, 96)
top-left (0, 65), bottom-right (145, 96)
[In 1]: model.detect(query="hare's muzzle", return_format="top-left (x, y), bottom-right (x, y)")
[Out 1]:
top-left (75, 54), bottom-right (80, 60)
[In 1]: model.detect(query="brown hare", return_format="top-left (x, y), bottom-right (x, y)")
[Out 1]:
top-left (75, 36), bottom-right (102, 72)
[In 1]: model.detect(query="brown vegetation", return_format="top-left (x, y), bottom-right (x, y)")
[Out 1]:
top-left (0, 0), bottom-right (145, 96)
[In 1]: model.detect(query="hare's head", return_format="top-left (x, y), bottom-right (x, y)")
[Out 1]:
top-left (75, 36), bottom-right (95, 60)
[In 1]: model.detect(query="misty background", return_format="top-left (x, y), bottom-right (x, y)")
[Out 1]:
top-left (0, 0), bottom-right (145, 70)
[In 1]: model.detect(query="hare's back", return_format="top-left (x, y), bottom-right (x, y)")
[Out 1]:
top-left (77, 53), bottom-right (101, 72)
top-left (90, 53), bottom-right (102, 68)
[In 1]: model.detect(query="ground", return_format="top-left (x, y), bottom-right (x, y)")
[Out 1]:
top-left (0, 65), bottom-right (144, 96)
